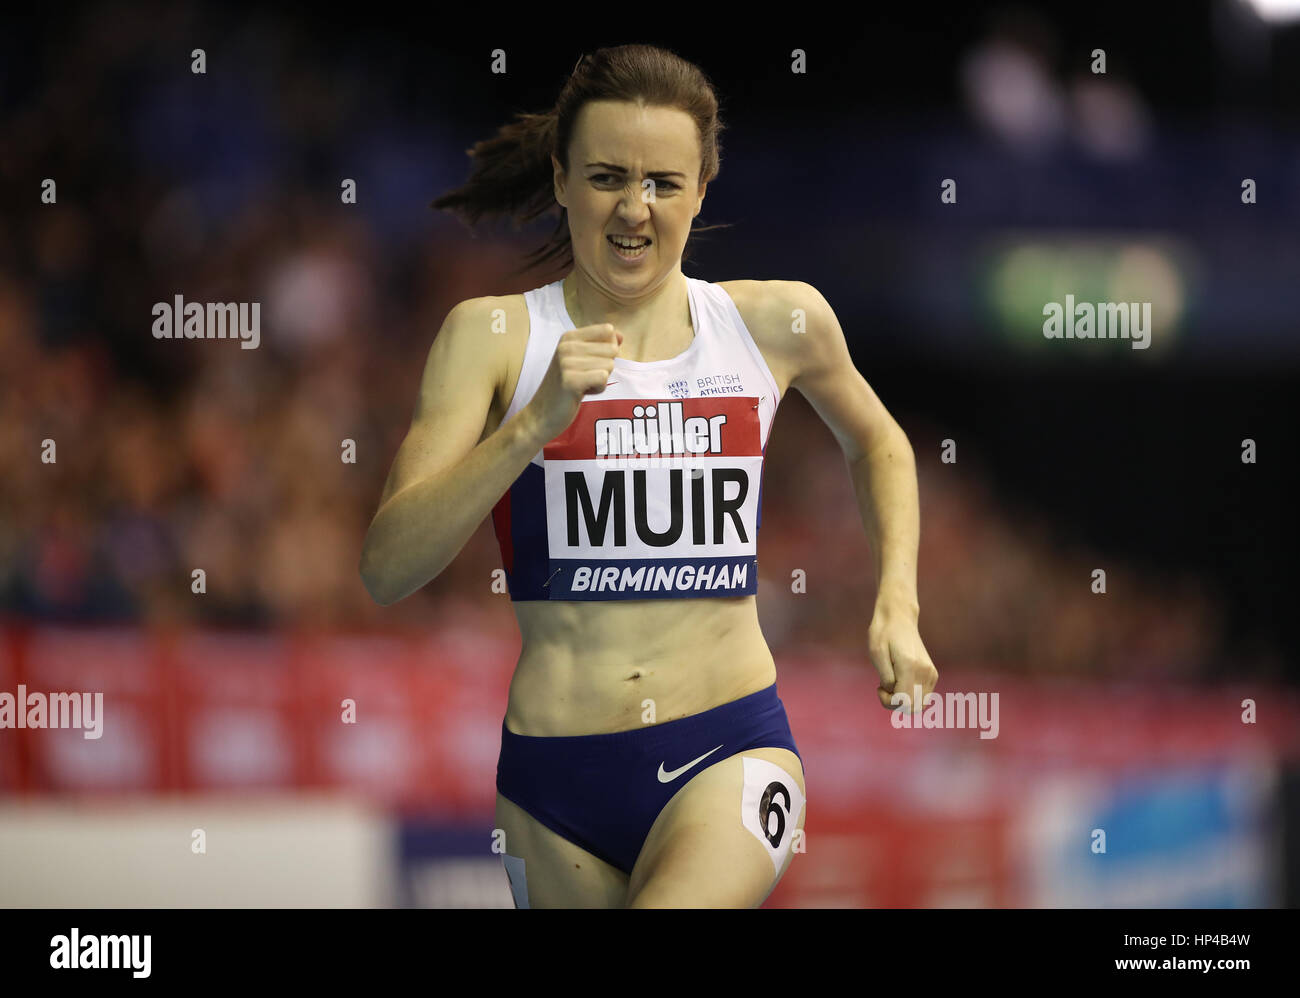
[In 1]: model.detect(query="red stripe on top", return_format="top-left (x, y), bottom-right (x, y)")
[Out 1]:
top-left (544, 396), bottom-right (762, 461)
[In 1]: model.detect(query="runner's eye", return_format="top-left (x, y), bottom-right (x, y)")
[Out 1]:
top-left (590, 175), bottom-right (679, 191)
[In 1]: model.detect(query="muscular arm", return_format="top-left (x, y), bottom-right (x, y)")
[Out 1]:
top-left (359, 299), bottom-right (549, 606)
top-left (780, 281), bottom-right (920, 618)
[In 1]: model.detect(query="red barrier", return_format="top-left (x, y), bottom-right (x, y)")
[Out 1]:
top-left (3, 625), bottom-right (1297, 907)
top-left (3, 625), bottom-right (1298, 813)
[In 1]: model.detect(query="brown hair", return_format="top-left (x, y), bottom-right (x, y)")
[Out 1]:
top-left (431, 44), bottom-right (729, 279)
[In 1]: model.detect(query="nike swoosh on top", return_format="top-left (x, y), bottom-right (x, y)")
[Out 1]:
top-left (657, 744), bottom-right (725, 783)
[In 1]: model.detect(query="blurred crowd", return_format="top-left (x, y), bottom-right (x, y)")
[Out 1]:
top-left (0, 238), bottom-right (1227, 679)
top-left (0, 4), bottom-right (1231, 679)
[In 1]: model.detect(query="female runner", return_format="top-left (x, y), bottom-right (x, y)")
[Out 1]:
top-left (361, 44), bottom-right (938, 908)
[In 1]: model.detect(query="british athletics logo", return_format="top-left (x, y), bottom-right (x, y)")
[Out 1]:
top-left (541, 397), bottom-right (764, 598)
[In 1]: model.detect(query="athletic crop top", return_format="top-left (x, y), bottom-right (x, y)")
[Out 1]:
top-left (490, 275), bottom-right (782, 601)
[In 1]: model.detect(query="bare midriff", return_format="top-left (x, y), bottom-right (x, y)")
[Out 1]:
top-left (504, 596), bottom-right (777, 736)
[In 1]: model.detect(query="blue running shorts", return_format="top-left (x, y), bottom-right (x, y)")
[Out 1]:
top-left (496, 682), bottom-right (802, 875)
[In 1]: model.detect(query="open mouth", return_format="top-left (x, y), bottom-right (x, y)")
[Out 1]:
top-left (608, 235), bottom-right (651, 259)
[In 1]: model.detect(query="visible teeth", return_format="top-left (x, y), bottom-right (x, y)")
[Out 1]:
top-left (610, 236), bottom-right (649, 248)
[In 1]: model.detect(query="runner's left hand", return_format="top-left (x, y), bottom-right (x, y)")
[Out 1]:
top-left (867, 602), bottom-right (938, 712)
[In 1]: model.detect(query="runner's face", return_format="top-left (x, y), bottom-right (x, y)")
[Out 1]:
top-left (554, 100), bottom-right (706, 291)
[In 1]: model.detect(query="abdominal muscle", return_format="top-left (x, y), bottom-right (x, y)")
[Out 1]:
top-left (504, 595), bottom-right (777, 736)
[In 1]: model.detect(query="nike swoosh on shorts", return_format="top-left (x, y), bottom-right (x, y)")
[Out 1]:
top-left (657, 744), bottom-right (725, 783)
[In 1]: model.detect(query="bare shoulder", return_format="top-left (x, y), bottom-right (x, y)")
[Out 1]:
top-left (445, 291), bottom-right (530, 345)
top-left (716, 279), bottom-right (828, 398)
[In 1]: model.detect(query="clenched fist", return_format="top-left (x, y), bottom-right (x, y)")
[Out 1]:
top-left (524, 323), bottom-right (623, 441)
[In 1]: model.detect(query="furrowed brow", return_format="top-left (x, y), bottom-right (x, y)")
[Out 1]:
top-left (586, 161), bottom-right (687, 180)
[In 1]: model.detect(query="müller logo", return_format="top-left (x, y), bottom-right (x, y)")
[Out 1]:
top-left (594, 401), bottom-right (726, 458)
